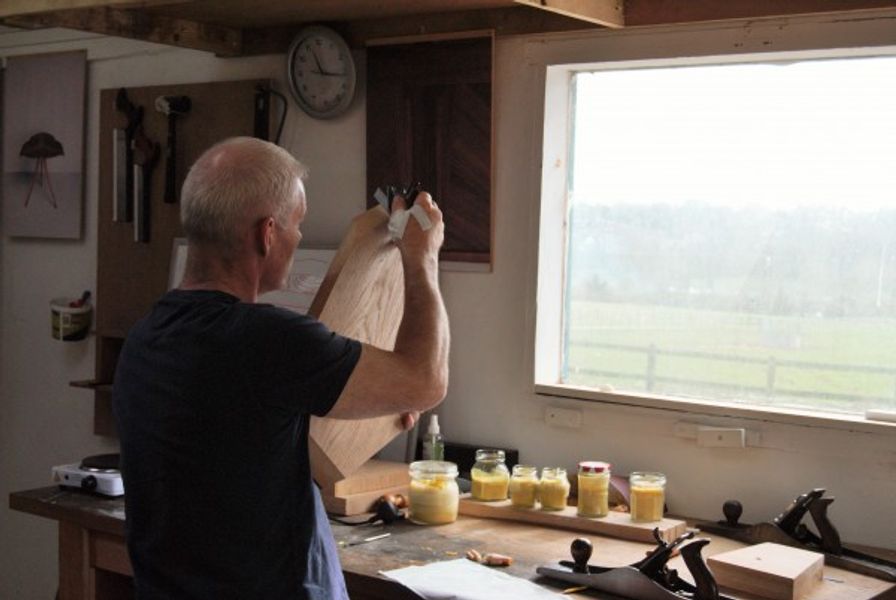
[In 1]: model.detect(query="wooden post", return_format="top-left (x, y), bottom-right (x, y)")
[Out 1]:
top-left (58, 521), bottom-right (92, 600)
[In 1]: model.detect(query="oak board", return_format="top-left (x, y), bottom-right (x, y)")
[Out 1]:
top-left (307, 207), bottom-right (407, 490)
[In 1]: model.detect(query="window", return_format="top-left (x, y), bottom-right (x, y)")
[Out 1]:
top-left (540, 53), bottom-right (896, 419)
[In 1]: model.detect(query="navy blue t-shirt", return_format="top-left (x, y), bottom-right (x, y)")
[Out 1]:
top-left (113, 289), bottom-right (361, 599)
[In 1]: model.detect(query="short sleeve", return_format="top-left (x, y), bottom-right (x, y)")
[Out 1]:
top-left (241, 305), bottom-right (362, 416)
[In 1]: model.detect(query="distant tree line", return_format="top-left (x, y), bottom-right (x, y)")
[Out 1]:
top-left (568, 202), bottom-right (896, 318)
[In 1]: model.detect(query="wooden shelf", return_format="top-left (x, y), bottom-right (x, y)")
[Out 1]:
top-left (70, 379), bottom-right (114, 393)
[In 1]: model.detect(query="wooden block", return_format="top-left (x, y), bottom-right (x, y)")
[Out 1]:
top-left (322, 484), bottom-right (410, 516)
top-left (457, 495), bottom-right (687, 543)
top-left (707, 542), bottom-right (824, 600)
top-left (321, 459), bottom-right (411, 497)
top-left (307, 207), bottom-right (406, 490)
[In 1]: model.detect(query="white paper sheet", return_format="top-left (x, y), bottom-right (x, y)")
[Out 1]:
top-left (381, 559), bottom-right (563, 600)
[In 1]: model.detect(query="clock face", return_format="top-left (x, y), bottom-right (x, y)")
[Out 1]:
top-left (287, 26), bottom-right (356, 119)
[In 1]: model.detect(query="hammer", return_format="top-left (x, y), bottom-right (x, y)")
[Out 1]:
top-left (154, 95), bottom-right (191, 203)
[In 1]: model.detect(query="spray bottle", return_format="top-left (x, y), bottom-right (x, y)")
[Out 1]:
top-left (422, 414), bottom-right (445, 461)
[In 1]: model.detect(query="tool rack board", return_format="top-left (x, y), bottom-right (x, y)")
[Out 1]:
top-left (91, 79), bottom-right (273, 435)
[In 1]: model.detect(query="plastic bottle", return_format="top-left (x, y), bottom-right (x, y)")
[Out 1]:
top-left (422, 415), bottom-right (445, 461)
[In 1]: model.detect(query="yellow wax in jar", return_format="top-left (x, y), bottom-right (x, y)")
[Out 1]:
top-left (409, 477), bottom-right (459, 525)
top-left (471, 469), bottom-right (510, 501)
top-left (539, 479), bottom-right (570, 511)
top-left (509, 478), bottom-right (538, 508)
top-left (630, 485), bottom-right (664, 522)
top-left (577, 474), bottom-right (610, 518)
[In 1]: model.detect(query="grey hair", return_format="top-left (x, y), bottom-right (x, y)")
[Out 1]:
top-left (180, 137), bottom-right (307, 253)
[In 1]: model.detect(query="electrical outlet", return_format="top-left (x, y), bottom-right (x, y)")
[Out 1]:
top-left (545, 406), bottom-right (582, 429)
top-left (696, 426), bottom-right (745, 448)
top-left (675, 421), bottom-right (760, 448)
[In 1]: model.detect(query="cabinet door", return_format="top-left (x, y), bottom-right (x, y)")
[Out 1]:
top-left (367, 36), bottom-right (492, 265)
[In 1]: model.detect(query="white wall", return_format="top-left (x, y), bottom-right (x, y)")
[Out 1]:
top-left (2, 11), bottom-right (896, 599)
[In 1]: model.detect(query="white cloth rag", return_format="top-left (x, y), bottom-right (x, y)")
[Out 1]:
top-left (381, 558), bottom-right (563, 600)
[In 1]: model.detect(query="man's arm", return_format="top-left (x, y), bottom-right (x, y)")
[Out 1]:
top-left (326, 192), bottom-right (450, 419)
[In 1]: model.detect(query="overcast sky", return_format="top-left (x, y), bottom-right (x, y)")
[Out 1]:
top-left (572, 55), bottom-right (896, 211)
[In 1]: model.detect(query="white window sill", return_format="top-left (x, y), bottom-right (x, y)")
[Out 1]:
top-left (535, 383), bottom-right (896, 436)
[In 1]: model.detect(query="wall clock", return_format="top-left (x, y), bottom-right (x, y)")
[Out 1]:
top-left (287, 25), bottom-right (357, 119)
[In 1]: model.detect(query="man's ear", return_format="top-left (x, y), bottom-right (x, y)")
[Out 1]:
top-left (255, 217), bottom-right (275, 257)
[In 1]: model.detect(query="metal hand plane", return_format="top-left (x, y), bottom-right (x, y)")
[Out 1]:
top-left (537, 529), bottom-right (735, 600)
top-left (696, 488), bottom-right (896, 582)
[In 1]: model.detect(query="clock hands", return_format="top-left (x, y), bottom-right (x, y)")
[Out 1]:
top-left (310, 49), bottom-right (328, 75)
top-left (309, 49), bottom-right (347, 77)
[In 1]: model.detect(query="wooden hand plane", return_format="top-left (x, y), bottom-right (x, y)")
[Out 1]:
top-left (537, 529), bottom-right (736, 600)
top-left (696, 488), bottom-right (896, 582)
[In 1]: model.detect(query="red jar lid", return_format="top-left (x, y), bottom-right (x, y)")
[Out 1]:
top-left (578, 461), bottom-right (610, 473)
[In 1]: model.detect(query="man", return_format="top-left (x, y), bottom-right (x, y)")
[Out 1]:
top-left (113, 137), bottom-right (449, 599)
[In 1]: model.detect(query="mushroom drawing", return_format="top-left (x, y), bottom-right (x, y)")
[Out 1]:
top-left (20, 132), bottom-right (65, 208)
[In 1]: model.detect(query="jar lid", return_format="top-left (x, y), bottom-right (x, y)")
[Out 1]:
top-left (409, 460), bottom-right (458, 477)
top-left (475, 448), bottom-right (505, 461)
top-left (541, 466), bottom-right (567, 477)
top-left (578, 461), bottom-right (611, 473)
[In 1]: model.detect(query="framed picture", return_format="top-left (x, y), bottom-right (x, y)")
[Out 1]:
top-left (168, 238), bottom-right (336, 315)
top-left (2, 51), bottom-right (86, 238)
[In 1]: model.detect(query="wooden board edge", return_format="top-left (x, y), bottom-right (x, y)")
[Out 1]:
top-left (457, 496), bottom-right (686, 543)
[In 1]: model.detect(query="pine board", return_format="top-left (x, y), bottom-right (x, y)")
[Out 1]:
top-left (457, 495), bottom-right (687, 543)
top-left (322, 459), bottom-right (411, 497)
top-left (307, 207), bottom-right (406, 490)
top-left (708, 542), bottom-right (824, 600)
top-left (322, 483), bottom-right (411, 516)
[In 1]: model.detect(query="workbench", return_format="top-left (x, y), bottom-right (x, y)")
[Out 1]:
top-left (9, 487), bottom-right (896, 600)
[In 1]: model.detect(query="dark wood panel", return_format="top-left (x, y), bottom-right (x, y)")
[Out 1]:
top-left (367, 36), bottom-right (493, 264)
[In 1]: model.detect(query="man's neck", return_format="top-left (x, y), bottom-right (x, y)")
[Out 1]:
top-left (180, 247), bottom-right (261, 303)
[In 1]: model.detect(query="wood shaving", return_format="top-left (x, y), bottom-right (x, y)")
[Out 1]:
top-left (466, 548), bottom-right (513, 566)
top-left (482, 552), bottom-right (513, 566)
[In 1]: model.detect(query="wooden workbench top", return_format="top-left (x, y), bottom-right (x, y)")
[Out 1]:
top-left (10, 487), bottom-right (896, 600)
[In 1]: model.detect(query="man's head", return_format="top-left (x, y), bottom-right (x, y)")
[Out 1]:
top-left (180, 137), bottom-right (308, 294)
top-left (181, 137), bottom-right (307, 250)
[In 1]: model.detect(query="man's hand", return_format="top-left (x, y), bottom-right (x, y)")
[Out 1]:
top-left (391, 192), bottom-right (444, 269)
top-left (400, 411), bottom-right (420, 430)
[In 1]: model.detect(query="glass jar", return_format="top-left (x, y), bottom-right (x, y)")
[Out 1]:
top-left (629, 471), bottom-right (666, 523)
top-left (577, 461), bottom-right (611, 518)
top-left (408, 460), bottom-right (460, 525)
top-left (508, 465), bottom-right (539, 508)
top-left (471, 449), bottom-right (510, 501)
top-left (539, 467), bottom-right (570, 511)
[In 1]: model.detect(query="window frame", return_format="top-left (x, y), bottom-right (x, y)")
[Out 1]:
top-left (534, 47), bottom-right (896, 437)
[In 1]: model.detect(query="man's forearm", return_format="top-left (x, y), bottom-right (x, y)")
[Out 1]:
top-left (395, 259), bottom-right (450, 398)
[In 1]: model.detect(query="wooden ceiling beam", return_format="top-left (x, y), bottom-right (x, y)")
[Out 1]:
top-left (1, 6), bottom-right (242, 56)
top-left (0, 0), bottom-right (188, 19)
top-left (624, 0), bottom-right (896, 26)
top-left (242, 6), bottom-right (604, 55)
top-left (513, 0), bottom-right (624, 29)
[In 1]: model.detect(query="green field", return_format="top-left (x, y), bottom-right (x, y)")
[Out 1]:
top-left (565, 301), bottom-right (896, 414)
